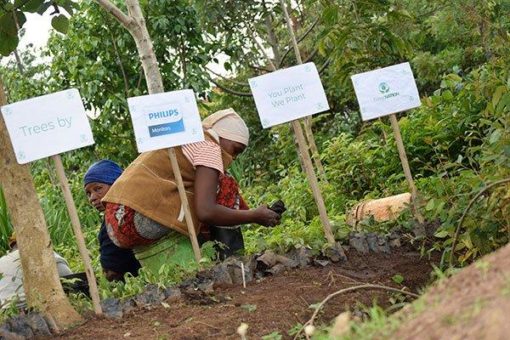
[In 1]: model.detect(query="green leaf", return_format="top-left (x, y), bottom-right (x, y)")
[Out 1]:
top-left (0, 32), bottom-right (18, 56)
top-left (496, 92), bottom-right (510, 113)
top-left (261, 332), bottom-right (282, 340)
top-left (21, 0), bottom-right (45, 13)
top-left (3, 3), bottom-right (14, 11)
top-left (489, 129), bottom-right (502, 144)
top-left (392, 274), bottom-right (404, 284)
top-left (0, 13), bottom-right (18, 36)
top-left (12, 11), bottom-right (26, 29)
top-left (425, 199), bottom-right (435, 211)
top-left (323, 5), bottom-right (339, 25)
top-left (51, 14), bottom-right (69, 34)
top-left (434, 230), bottom-right (449, 238)
top-left (492, 85), bottom-right (507, 108)
top-left (241, 304), bottom-right (257, 312)
top-left (58, 0), bottom-right (78, 15)
top-left (36, 2), bottom-right (51, 15)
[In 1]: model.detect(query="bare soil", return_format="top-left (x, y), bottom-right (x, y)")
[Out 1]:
top-left (54, 247), bottom-right (437, 339)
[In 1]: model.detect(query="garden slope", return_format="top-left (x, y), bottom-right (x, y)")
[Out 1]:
top-left (389, 242), bottom-right (510, 340)
top-left (55, 247), bottom-right (435, 339)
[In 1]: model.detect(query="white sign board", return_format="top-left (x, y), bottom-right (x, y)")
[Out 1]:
top-left (249, 62), bottom-right (329, 128)
top-left (127, 90), bottom-right (204, 153)
top-left (1, 89), bottom-right (94, 164)
top-left (351, 62), bottom-right (421, 121)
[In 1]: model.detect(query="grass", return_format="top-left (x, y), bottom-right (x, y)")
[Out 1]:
top-left (0, 186), bottom-right (13, 256)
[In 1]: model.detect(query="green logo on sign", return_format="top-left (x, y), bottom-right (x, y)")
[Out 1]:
top-left (379, 82), bottom-right (390, 94)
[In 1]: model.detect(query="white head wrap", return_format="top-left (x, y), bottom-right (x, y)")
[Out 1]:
top-left (202, 108), bottom-right (250, 146)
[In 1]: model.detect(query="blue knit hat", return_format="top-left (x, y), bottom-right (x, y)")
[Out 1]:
top-left (84, 160), bottom-right (123, 186)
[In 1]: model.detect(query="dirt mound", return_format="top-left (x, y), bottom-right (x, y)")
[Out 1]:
top-left (390, 243), bottom-right (510, 340)
top-left (53, 247), bottom-right (435, 339)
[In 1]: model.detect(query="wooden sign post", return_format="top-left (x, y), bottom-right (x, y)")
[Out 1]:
top-left (351, 62), bottom-right (425, 223)
top-left (95, 0), bottom-right (203, 265)
top-left (279, 0), bottom-right (327, 183)
top-left (127, 90), bottom-right (205, 263)
top-left (249, 2), bottom-right (333, 245)
top-left (52, 155), bottom-right (102, 314)
top-left (1, 89), bottom-right (102, 314)
top-left (249, 63), bottom-right (336, 245)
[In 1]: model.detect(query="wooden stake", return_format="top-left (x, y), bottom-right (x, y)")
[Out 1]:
top-left (51, 155), bottom-right (102, 315)
top-left (290, 120), bottom-right (335, 244)
top-left (279, 0), bottom-right (327, 183)
top-left (168, 149), bottom-right (202, 263)
top-left (388, 114), bottom-right (424, 223)
top-left (249, 0), bottom-right (335, 245)
top-left (96, 0), bottom-right (202, 264)
top-left (302, 117), bottom-right (327, 182)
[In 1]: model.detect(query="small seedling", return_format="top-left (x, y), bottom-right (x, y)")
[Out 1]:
top-left (261, 331), bottom-right (282, 340)
top-left (241, 304), bottom-right (257, 312)
top-left (392, 274), bottom-right (404, 284)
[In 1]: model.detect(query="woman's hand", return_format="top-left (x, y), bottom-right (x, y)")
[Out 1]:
top-left (253, 204), bottom-right (281, 227)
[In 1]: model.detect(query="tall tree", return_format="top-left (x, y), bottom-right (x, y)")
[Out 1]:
top-left (0, 77), bottom-right (82, 329)
top-left (0, 0), bottom-right (83, 328)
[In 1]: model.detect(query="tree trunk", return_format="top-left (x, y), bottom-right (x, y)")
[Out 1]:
top-left (0, 79), bottom-right (82, 329)
top-left (125, 0), bottom-right (164, 94)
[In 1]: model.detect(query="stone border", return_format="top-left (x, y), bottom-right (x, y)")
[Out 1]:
top-left (0, 231), bottom-right (404, 338)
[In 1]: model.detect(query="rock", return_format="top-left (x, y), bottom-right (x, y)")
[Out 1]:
top-left (289, 246), bottom-right (313, 267)
top-left (376, 234), bottom-right (391, 253)
top-left (256, 251), bottom-right (278, 268)
top-left (163, 287), bottom-right (182, 302)
top-left (6, 316), bottom-right (34, 339)
top-left (101, 298), bottom-right (123, 319)
top-left (196, 279), bottom-right (214, 294)
top-left (121, 298), bottom-right (137, 314)
top-left (26, 313), bottom-right (51, 337)
top-left (210, 263), bottom-right (233, 286)
top-left (349, 233), bottom-right (369, 254)
top-left (0, 326), bottom-right (24, 340)
top-left (389, 237), bottom-right (401, 247)
top-left (219, 257), bottom-right (255, 285)
top-left (412, 223), bottom-right (426, 238)
top-left (366, 233), bottom-right (378, 252)
top-left (135, 284), bottom-right (165, 306)
top-left (179, 277), bottom-right (196, 290)
top-left (227, 263), bottom-right (245, 285)
top-left (267, 263), bottom-right (286, 275)
top-left (388, 231), bottom-right (402, 248)
top-left (257, 251), bottom-right (299, 272)
top-left (330, 311), bottom-right (351, 338)
top-left (240, 255), bottom-right (257, 281)
top-left (366, 233), bottom-right (391, 253)
top-left (323, 242), bottom-right (347, 262)
top-left (313, 259), bottom-right (330, 267)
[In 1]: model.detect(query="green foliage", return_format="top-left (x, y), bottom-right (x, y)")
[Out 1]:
top-left (341, 305), bottom-right (399, 339)
top-left (51, 14), bottom-right (69, 34)
top-left (392, 274), bottom-right (404, 285)
top-left (0, 0), bottom-right (509, 319)
top-left (261, 331), bottom-right (282, 340)
top-left (0, 186), bottom-right (13, 255)
top-left (0, 0), bottom-right (77, 56)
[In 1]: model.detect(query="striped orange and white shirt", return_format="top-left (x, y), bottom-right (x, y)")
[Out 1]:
top-left (182, 141), bottom-right (224, 174)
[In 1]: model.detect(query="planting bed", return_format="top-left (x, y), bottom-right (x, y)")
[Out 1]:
top-left (55, 245), bottom-right (436, 339)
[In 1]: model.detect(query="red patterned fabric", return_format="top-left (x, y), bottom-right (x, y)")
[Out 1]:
top-left (105, 174), bottom-right (247, 248)
top-left (104, 203), bottom-right (154, 248)
top-left (215, 173), bottom-right (249, 210)
top-left (199, 173), bottom-right (248, 240)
